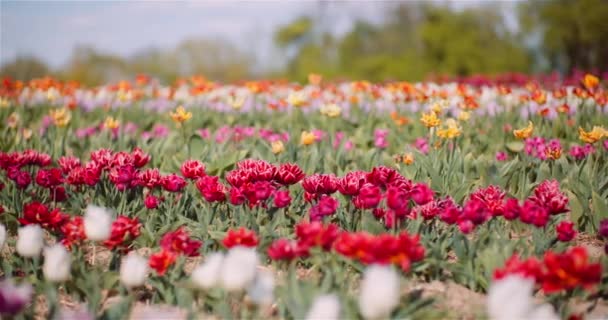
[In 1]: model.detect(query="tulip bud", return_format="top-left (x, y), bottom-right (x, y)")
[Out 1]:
top-left (191, 252), bottom-right (224, 290)
top-left (16, 225), bottom-right (44, 258)
top-left (358, 265), bottom-right (400, 320)
top-left (43, 244), bottom-right (71, 282)
top-left (120, 252), bottom-right (148, 288)
top-left (305, 294), bottom-right (341, 320)
top-left (84, 205), bottom-right (112, 241)
top-left (220, 247), bottom-right (259, 292)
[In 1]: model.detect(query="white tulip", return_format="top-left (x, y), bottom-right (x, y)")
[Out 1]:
top-left (0, 224), bottom-right (6, 249)
top-left (358, 265), bottom-right (400, 320)
top-left (527, 304), bottom-right (559, 320)
top-left (16, 225), bottom-right (44, 257)
top-left (120, 252), bottom-right (149, 288)
top-left (83, 205), bottom-right (112, 241)
top-left (487, 275), bottom-right (534, 320)
top-left (487, 275), bottom-right (559, 320)
top-left (220, 246), bottom-right (259, 292)
top-left (305, 294), bottom-right (341, 320)
top-left (247, 269), bottom-right (275, 306)
top-left (43, 244), bottom-right (71, 282)
top-left (191, 252), bottom-right (224, 290)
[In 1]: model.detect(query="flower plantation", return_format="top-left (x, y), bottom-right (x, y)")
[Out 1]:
top-left (1, 73), bottom-right (608, 319)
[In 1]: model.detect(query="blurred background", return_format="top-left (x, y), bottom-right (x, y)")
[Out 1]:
top-left (1, 0), bottom-right (607, 85)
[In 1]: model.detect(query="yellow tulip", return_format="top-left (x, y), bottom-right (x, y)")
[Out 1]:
top-left (300, 131), bottom-right (316, 145)
top-left (271, 141), bottom-right (285, 154)
top-left (420, 111), bottom-right (441, 128)
top-left (320, 104), bottom-right (341, 118)
top-left (170, 106), bottom-right (192, 124)
top-left (513, 121), bottom-right (534, 139)
top-left (49, 108), bottom-right (71, 127)
top-left (578, 126), bottom-right (606, 144)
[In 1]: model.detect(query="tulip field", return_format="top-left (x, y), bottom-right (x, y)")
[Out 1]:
top-left (1, 73), bottom-right (608, 319)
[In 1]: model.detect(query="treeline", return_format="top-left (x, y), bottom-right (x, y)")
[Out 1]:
top-left (2, 0), bottom-right (607, 85)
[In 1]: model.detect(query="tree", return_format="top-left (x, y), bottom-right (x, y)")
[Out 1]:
top-left (0, 56), bottom-right (51, 81)
top-left (519, 0), bottom-right (608, 72)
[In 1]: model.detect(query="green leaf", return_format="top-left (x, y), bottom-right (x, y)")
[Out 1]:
top-left (592, 192), bottom-right (608, 221)
top-left (505, 141), bottom-right (524, 152)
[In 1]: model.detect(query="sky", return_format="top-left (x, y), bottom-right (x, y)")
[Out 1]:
top-left (0, 1), bottom-right (516, 71)
top-left (0, 1), bottom-right (390, 70)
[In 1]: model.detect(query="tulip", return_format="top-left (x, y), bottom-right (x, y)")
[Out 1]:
top-left (305, 294), bottom-right (341, 320)
top-left (0, 224), bottom-right (5, 249)
top-left (358, 265), bottom-right (400, 319)
top-left (220, 246), bottom-right (259, 292)
top-left (0, 279), bottom-right (33, 316)
top-left (120, 252), bottom-right (149, 288)
top-left (83, 205), bottom-right (112, 241)
top-left (487, 275), bottom-right (558, 320)
top-left (191, 253), bottom-right (224, 290)
top-left (16, 225), bottom-right (44, 258)
top-left (43, 244), bottom-right (71, 282)
top-left (247, 269), bottom-right (275, 306)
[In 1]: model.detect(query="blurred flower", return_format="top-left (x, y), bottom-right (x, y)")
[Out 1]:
top-left (273, 190), bottom-right (292, 208)
top-left (43, 244), bottom-right (71, 282)
top-left (320, 103), bottom-right (341, 118)
top-left (7, 112), bottom-right (20, 128)
top-left (169, 106), bottom-right (192, 124)
top-left (373, 129), bottom-right (389, 149)
top-left (220, 246), bottom-right (259, 292)
top-left (556, 221), bottom-right (576, 242)
top-left (582, 73), bottom-right (599, 91)
top-left (420, 111), bottom-right (440, 128)
top-left (398, 152), bottom-right (414, 165)
top-left (578, 126), bottom-right (606, 144)
top-left (196, 176), bottom-right (227, 202)
top-left (84, 205), bottom-right (113, 241)
top-left (120, 252), bottom-right (149, 288)
top-left (144, 194), bottom-right (162, 209)
top-left (301, 131), bottom-right (316, 145)
top-left (104, 116), bottom-right (120, 130)
top-left (103, 216), bottom-right (141, 252)
top-left (305, 294), bottom-right (341, 320)
top-left (495, 151), bottom-right (508, 161)
top-left (222, 227), bottom-right (259, 249)
top-left (599, 219), bottom-right (608, 238)
top-left (19, 201), bottom-right (68, 231)
top-left (49, 108), bottom-right (71, 127)
top-left (191, 252), bottom-right (224, 290)
top-left (513, 121), bottom-right (533, 139)
top-left (487, 275), bottom-right (558, 320)
top-left (0, 224), bottom-right (5, 249)
top-left (271, 140), bottom-right (285, 154)
top-left (247, 269), bottom-right (275, 306)
top-left (358, 265), bottom-right (400, 320)
top-left (148, 249), bottom-right (176, 276)
top-left (457, 111), bottom-right (471, 121)
top-left (160, 227), bottom-right (202, 257)
top-left (287, 91), bottom-right (307, 107)
top-left (436, 119), bottom-right (461, 139)
top-left (310, 195), bottom-right (339, 221)
top-left (0, 279), bottom-right (32, 316)
top-left (308, 73), bottom-right (322, 85)
top-left (16, 225), bottom-right (44, 258)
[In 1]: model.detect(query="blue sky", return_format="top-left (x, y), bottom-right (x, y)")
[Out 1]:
top-left (1, 1), bottom-right (515, 70)
top-left (0, 1), bottom-right (389, 69)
